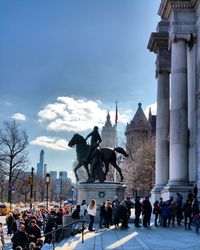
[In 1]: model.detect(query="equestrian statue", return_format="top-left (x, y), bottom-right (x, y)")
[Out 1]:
top-left (68, 126), bottom-right (129, 183)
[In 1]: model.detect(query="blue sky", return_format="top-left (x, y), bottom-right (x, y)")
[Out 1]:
top-left (0, 0), bottom-right (160, 181)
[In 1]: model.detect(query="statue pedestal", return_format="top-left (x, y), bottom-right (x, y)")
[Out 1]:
top-left (77, 182), bottom-right (126, 221)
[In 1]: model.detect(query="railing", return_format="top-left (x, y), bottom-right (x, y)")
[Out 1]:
top-left (42, 220), bottom-right (85, 250)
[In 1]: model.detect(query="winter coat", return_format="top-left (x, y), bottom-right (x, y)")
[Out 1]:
top-left (183, 202), bottom-right (192, 216)
top-left (11, 230), bottom-right (28, 250)
top-left (27, 225), bottom-right (41, 243)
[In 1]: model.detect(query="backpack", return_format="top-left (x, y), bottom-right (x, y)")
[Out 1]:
top-left (113, 200), bottom-right (120, 210)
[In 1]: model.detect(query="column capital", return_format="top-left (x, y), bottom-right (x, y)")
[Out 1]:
top-left (158, 0), bottom-right (197, 20)
top-left (148, 30), bottom-right (171, 75)
top-left (148, 32), bottom-right (169, 53)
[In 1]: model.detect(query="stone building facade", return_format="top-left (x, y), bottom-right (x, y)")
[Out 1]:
top-left (124, 103), bottom-right (156, 197)
top-left (148, 0), bottom-right (200, 201)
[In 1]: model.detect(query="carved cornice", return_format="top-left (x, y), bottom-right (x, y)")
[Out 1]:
top-left (158, 0), bottom-right (197, 19)
top-left (148, 32), bottom-right (169, 53)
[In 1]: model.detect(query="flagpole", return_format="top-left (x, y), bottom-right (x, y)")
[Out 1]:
top-left (114, 101), bottom-right (118, 182)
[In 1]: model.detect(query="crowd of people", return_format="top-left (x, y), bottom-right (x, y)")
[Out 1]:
top-left (1, 187), bottom-right (200, 250)
top-left (2, 206), bottom-right (71, 250)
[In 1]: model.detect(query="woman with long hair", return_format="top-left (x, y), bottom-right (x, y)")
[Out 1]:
top-left (87, 199), bottom-right (97, 231)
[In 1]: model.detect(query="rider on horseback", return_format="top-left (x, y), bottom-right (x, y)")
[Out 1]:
top-left (85, 126), bottom-right (102, 164)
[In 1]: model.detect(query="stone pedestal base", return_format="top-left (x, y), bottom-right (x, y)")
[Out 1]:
top-left (78, 182), bottom-right (126, 206)
top-left (77, 182), bottom-right (126, 221)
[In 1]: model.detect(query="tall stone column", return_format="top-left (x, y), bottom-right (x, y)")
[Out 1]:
top-left (169, 37), bottom-right (188, 185)
top-left (148, 20), bottom-right (170, 202)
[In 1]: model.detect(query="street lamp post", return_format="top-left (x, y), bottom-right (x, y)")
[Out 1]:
top-left (0, 179), bottom-right (4, 203)
top-left (71, 187), bottom-right (74, 205)
top-left (46, 173), bottom-right (50, 210)
top-left (59, 171), bottom-right (63, 208)
top-left (29, 167), bottom-right (34, 209)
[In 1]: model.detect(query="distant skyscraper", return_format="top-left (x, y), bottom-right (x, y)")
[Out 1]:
top-left (50, 171), bottom-right (57, 181)
top-left (37, 150), bottom-right (44, 177)
top-left (101, 111), bottom-right (117, 148)
top-left (59, 171), bottom-right (68, 181)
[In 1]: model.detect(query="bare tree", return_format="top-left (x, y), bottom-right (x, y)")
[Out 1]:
top-left (122, 136), bottom-right (155, 197)
top-left (0, 120), bottom-right (29, 205)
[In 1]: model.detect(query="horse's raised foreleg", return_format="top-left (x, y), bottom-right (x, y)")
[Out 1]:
top-left (111, 162), bottom-right (124, 182)
top-left (74, 162), bottom-right (82, 182)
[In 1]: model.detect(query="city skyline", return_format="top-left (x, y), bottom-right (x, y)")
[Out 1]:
top-left (0, 1), bottom-right (160, 181)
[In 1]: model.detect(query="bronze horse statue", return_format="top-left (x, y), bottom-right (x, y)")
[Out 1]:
top-left (68, 133), bottom-right (128, 182)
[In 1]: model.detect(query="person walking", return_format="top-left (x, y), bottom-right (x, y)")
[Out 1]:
top-left (134, 197), bottom-right (142, 228)
top-left (87, 199), bottom-right (97, 231)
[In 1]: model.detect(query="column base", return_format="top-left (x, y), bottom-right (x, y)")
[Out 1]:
top-left (150, 184), bottom-right (165, 203)
top-left (161, 181), bottom-right (193, 201)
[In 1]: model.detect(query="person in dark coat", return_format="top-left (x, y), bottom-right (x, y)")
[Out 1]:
top-left (183, 199), bottom-right (192, 230)
top-left (27, 219), bottom-right (41, 243)
top-left (11, 224), bottom-right (28, 250)
top-left (44, 215), bottom-right (55, 243)
top-left (187, 190), bottom-right (194, 202)
top-left (192, 197), bottom-right (200, 216)
top-left (112, 196), bottom-right (120, 228)
top-left (153, 200), bottom-right (160, 227)
top-left (134, 197), bottom-right (142, 227)
top-left (6, 212), bottom-right (15, 236)
top-left (176, 193), bottom-right (183, 226)
top-left (125, 197), bottom-right (134, 222)
top-left (194, 184), bottom-right (198, 198)
top-left (120, 200), bottom-right (128, 229)
top-left (99, 202), bottom-right (106, 228)
top-left (104, 201), bottom-right (113, 229)
top-left (160, 202), bottom-right (169, 227)
top-left (142, 196), bottom-right (152, 228)
top-left (55, 209), bottom-right (63, 226)
top-left (71, 205), bottom-right (81, 235)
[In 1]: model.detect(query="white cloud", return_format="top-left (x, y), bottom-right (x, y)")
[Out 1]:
top-left (144, 102), bottom-right (157, 117)
top-left (30, 136), bottom-right (70, 151)
top-left (37, 96), bottom-right (129, 132)
top-left (11, 113), bottom-right (26, 121)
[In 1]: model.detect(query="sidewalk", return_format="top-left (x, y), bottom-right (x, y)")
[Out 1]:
top-left (55, 223), bottom-right (200, 250)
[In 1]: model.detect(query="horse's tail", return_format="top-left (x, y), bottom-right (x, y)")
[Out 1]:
top-left (114, 147), bottom-right (129, 157)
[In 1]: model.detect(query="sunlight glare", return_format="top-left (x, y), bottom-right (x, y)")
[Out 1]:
top-left (106, 231), bottom-right (138, 249)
